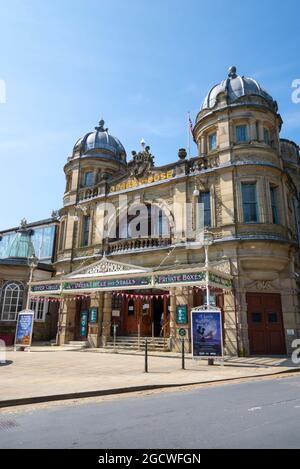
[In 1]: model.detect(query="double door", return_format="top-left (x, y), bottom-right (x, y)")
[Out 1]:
top-left (247, 293), bottom-right (285, 355)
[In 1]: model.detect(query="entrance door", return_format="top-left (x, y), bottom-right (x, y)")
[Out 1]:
top-left (153, 297), bottom-right (164, 336)
top-left (124, 298), bottom-right (137, 334)
top-left (247, 293), bottom-right (285, 355)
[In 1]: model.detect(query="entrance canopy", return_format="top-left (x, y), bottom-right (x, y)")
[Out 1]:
top-left (29, 256), bottom-right (233, 297)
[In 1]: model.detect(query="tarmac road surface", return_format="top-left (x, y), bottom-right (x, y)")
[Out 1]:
top-left (0, 375), bottom-right (300, 449)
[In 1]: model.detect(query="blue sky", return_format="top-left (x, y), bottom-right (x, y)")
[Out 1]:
top-left (0, 0), bottom-right (299, 230)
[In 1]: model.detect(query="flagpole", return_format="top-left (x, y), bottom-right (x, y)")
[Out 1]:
top-left (187, 112), bottom-right (191, 159)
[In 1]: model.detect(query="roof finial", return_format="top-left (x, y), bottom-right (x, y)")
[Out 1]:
top-left (228, 66), bottom-right (237, 79)
top-left (95, 119), bottom-right (108, 132)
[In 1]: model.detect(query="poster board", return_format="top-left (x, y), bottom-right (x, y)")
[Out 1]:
top-left (15, 310), bottom-right (35, 350)
top-left (191, 307), bottom-right (223, 358)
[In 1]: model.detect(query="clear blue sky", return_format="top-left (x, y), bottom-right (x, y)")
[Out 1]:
top-left (0, 0), bottom-right (299, 230)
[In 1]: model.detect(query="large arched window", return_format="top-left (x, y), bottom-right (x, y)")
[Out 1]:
top-left (1, 282), bottom-right (24, 321)
top-left (115, 204), bottom-right (170, 240)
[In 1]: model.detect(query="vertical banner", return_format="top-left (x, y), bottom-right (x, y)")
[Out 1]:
top-left (191, 308), bottom-right (223, 358)
top-left (176, 305), bottom-right (188, 324)
top-left (15, 310), bottom-right (35, 349)
top-left (80, 311), bottom-right (88, 337)
top-left (89, 307), bottom-right (98, 324)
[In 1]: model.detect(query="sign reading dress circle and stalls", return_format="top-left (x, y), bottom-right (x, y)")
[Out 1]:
top-left (191, 307), bottom-right (224, 358)
top-left (15, 310), bottom-right (35, 349)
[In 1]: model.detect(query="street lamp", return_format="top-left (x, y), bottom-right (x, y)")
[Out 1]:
top-left (202, 232), bottom-right (213, 307)
top-left (26, 254), bottom-right (39, 309)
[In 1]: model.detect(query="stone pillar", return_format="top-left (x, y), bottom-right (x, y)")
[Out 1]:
top-left (101, 292), bottom-right (112, 346)
top-left (258, 122), bottom-right (264, 142)
top-left (249, 120), bottom-right (257, 141)
top-left (168, 287), bottom-right (191, 352)
top-left (223, 290), bottom-right (238, 356)
top-left (57, 300), bottom-right (76, 345)
top-left (169, 288), bottom-right (177, 349)
top-left (236, 287), bottom-right (250, 356)
top-left (200, 136), bottom-right (207, 157)
top-left (87, 292), bottom-right (104, 348)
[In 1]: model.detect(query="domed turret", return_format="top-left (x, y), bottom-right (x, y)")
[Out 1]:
top-left (71, 119), bottom-right (127, 164)
top-left (201, 66), bottom-right (277, 112)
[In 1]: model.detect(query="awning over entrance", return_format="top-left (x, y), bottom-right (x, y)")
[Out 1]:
top-left (29, 256), bottom-right (233, 297)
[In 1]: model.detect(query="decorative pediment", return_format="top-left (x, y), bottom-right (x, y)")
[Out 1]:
top-left (65, 256), bottom-right (152, 279)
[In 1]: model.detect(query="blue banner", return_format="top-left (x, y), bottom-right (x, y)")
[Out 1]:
top-left (191, 310), bottom-right (223, 357)
top-left (15, 311), bottom-right (34, 347)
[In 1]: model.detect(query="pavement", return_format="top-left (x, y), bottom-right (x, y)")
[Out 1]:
top-left (1, 375), bottom-right (300, 448)
top-left (0, 345), bottom-right (299, 407)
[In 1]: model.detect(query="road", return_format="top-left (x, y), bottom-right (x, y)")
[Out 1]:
top-left (1, 375), bottom-right (300, 449)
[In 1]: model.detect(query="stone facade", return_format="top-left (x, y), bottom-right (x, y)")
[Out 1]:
top-left (30, 67), bottom-right (300, 356)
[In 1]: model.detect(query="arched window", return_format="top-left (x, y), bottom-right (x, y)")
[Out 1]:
top-left (1, 282), bottom-right (24, 321)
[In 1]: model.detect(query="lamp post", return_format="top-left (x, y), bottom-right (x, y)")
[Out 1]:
top-left (202, 233), bottom-right (213, 308)
top-left (26, 254), bottom-right (38, 309)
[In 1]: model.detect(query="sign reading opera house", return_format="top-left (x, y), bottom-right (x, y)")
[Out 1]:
top-left (29, 67), bottom-right (300, 356)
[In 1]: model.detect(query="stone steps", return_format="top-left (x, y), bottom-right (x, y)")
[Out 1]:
top-left (64, 341), bottom-right (89, 349)
top-left (105, 336), bottom-right (170, 351)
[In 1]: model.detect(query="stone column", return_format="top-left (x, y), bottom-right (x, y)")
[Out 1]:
top-left (223, 290), bottom-right (238, 356)
top-left (169, 288), bottom-right (177, 349)
top-left (56, 300), bottom-right (76, 345)
top-left (87, 292), bottom-right (104, 348)
top-left (249, 120), bottom-right (257, 141)
top-left (258, 122), bottom-right (264, 142)
top-left (200, 136), bottom-right (207, 157)
top-left (101, 292), bottom-right (112, 346)
top-left (236, 286), bottom-right (250, 356)
top-left (174, 287), bottom-right (190, 352)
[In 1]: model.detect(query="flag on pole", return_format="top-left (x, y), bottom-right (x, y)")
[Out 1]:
top-left (188, 115), bottom-right (193, 135)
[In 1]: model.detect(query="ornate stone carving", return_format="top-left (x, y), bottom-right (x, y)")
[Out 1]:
top-left (212, 259), bottom-right (231, 275)
top-left (248, 280), bottom-right (276, 291)
top-left (214, 177), bottom-right (223, 226)
top-left (128, 140), bottom-right (154, 178)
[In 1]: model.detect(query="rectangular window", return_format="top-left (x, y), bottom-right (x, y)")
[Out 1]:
top-left (242, 183), bottom-right (258, 223)
top-left (236, 125), bottom-right (248, 143)
top-left (208, 133), bottom-right (217, 151)
top-left (270, 186), bottom-right (279, 224)
top-left (263, 128), bottom-right (270, 144)
top-left (82, 216), bottom-right (91, 247)
top-left (84, 171), bottom-right (94, 187)
top-left (199, 192), bottom-right (211, 227)
top-left (30, 299), bottom-right (48, 321)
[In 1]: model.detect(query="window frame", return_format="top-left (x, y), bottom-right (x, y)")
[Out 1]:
top-left (235, 124), bottom-right (248, 143)
top-left (1, 282), bottom-right (24, 322)
top-left (263, 127), bottom-right (270, 145)
top-left (81, 215), bottom-right (91, 247)
top-left (83, 171), bottom-right (94, 188)
top-left (199, 191), bottom-right (212, 227)
top-left (30, 299), bottom-right (49, 322)
top-left (241, 182), bottom-right (259, 223)
top-left (208, 132), bottom-right (217, 151)
top-left (270, 185), bottom-right (279, 224)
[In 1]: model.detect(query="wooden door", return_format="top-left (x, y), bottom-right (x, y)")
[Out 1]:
top-left (247, 293), bottom-right (285, 355)
top-left (124, 298), bottom-right (137, 334)
top-left (139, 298), bottom-right (152, 336)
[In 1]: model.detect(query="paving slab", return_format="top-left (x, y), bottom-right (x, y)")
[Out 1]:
top-left (0, 347), bottom-right (299, 407)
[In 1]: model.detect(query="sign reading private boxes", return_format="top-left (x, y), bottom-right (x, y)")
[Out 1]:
top-left (191, 308), bottom-right (223, 358)
top-left (15, 310), bottom-right (34, 349)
